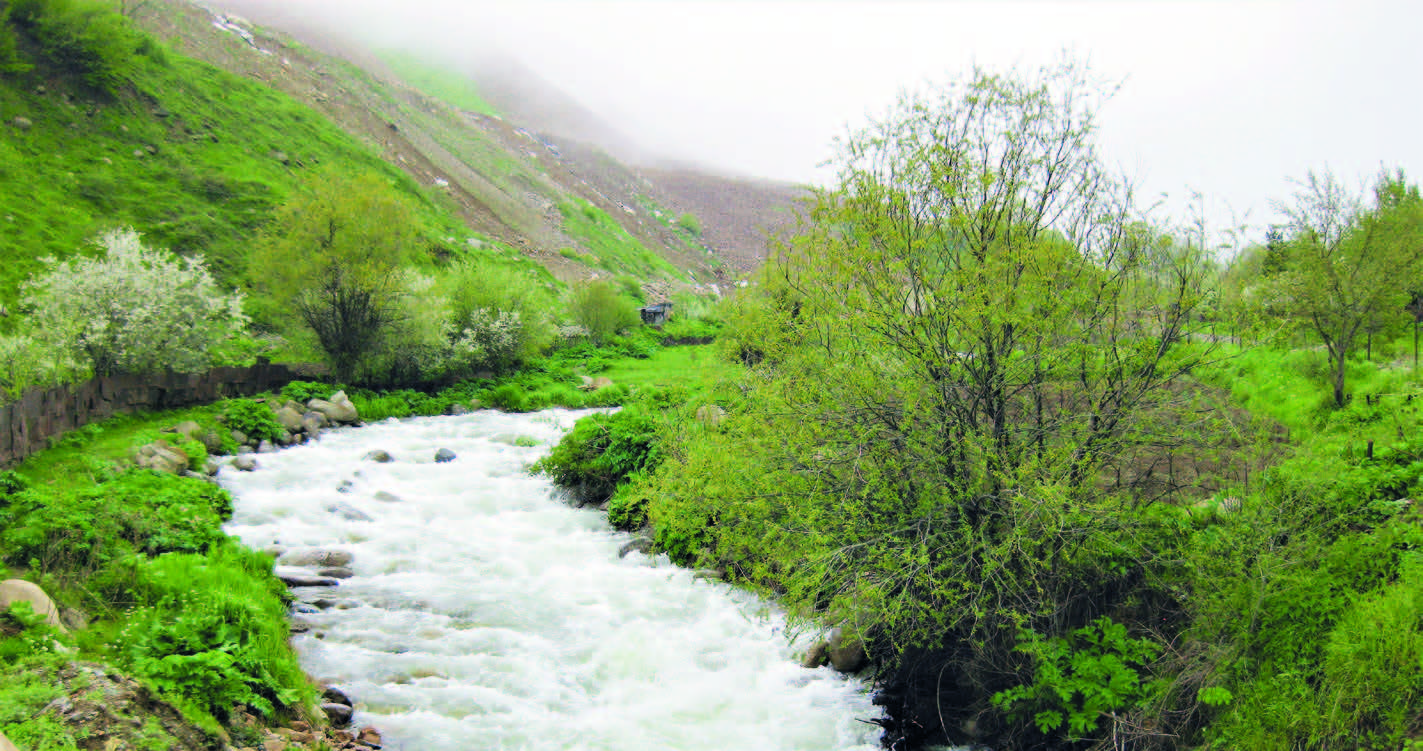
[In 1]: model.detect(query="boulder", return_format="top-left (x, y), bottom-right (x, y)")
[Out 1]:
top-left (232, 455), bottom-right (258, 472)
top-left (309, 391), bottom-right (359, 424)
top-left (230, 429), bottom-right (249, 446)
top-left (11, 116), bottom-right (32, 131)
top-left (273, 405), bottom-right (305, 433)
top-left (257, 440), bottom-right (277, 454)
top-left (801, 640), bottom-right (830, 669)
top-left (363, 449), bottom-right (394, 463)
top-left (133, 441), bottom-right (188, 475)
top-left (617, 537), bottom-right (654, 558)
top-left (318, 566), bottom-right (355, 579)
top-left (276, 571), bottom-right (339, 588)
top-left (827, 626), bottom-right (868, 673)
top-left (168, 420), bottom-right (204, 442)
top-left (301, 412), bottom-right (327, 436)
top-left (0, 579), bottom-right (66, 632)
top-left (325, 502), bottom-right (372, 522)
top-left (696, 405), bottom-right (727, 427)
top-left (590, 376), bottom-right (614, 391)
top-left (372, 490), bottom-right (403, 503)
top-left (281, 549), bottom-right (354, 568)
top-left (198, 430), bottom-right (225, 454)
top-left (323, 685), bottom-right (354, 706)
top-left (321, 702), bottom-right (353, 726)
top-left (434, 448), bottom-right (457, 463)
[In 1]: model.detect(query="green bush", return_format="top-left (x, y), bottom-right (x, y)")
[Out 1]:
top-left (112, 543), bottom-right (311, 724)
top-left (676, 212), bottom-right (702, 237)
top-left (531, 407), bottom-right (662, 506)
top-left (279, 380), bottom-right (335, 404)
top-left (0, 6), bottom-right (33, 74)
top-left (0, 470), bottom-right (231, 575)
top-left (10, 0), bottom-right (144, 91)
top-left (567, 280), bottom-right (639, 345)
top-left (220, 398), bottom-right (284, 443)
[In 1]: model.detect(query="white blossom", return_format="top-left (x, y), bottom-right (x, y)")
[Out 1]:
top-left (22, 228), bottom-right (249, 376)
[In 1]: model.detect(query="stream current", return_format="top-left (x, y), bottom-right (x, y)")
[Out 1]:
top-left (220, 408), bottom-right (882, 751)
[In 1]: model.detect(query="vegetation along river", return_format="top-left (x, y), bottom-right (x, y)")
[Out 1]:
top-left (219, 408), bottom-right (882, 751)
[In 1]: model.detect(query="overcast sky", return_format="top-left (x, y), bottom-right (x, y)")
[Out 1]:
top-left (249, 1), bottom-right (1420, 243)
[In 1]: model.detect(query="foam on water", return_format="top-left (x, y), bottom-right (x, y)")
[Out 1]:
top-left (221, 409), bottom-right (882, 751)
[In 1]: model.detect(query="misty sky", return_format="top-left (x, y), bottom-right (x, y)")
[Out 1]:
top-left (256, 1), bottom-right (1419, 243)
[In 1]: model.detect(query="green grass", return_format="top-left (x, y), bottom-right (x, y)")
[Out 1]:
top-left (378, 49), bottom-right (498, 116)
top-left (558, 199), bottom-right (683, 280)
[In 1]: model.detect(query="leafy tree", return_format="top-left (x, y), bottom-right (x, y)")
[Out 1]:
top-left (567, 279), bottom-right (638, 345)
top-left (252, 172), bottom-right (419, 383)
top-left (21, 228), bottom-right (247, 377)
top-left (646, 60), bottom-right (1218, 748)
top-left (442, 261), bottom-right (555, 373)
top-left (1270, 169), bottom-right (1423, 406)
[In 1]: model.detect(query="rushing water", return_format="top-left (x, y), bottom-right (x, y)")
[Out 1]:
top-left (220, 409), bottom-right (882, 751)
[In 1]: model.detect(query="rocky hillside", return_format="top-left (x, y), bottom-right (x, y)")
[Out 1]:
top-left (144, 0), bottom-right (805, 286)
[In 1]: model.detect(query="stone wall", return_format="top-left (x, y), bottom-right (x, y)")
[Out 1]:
top-left (0, 362), bottom-right (303, 468)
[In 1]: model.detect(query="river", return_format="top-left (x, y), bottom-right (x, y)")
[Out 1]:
top-left (220, 408), bottom-right (883, 751)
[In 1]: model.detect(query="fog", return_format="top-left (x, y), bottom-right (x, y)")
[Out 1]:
top-left (218, 0), bottom-right (1421, 240)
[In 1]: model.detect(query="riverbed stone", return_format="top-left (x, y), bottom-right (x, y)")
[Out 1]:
top-left (617, 537), bottom-right (654, 558)
top-left (276, 571), bottom-right (339, 588)
top-left (373, 490), bottom-right (403, 503)
top-left (325, 501), bottom-right (371, 522)
top-left (357, 726), bottom-right (383, 747)
top-left (323, 685), bottom-right (353, 706)
top-left (302, 412), bottom-right (326, 436)
top-left (318, 566), bottom-right (355, 579)
top-left (309, 392), bottom-right (359, 424)
top-left (434, 448), bottom-right (457, 463)
top-left (257, 439), bottom-right (277, 454)
top-left (828, 626), bottom-right (868, 673)
top-left (0, 579), bottom-right (66, 631)
top-left (321, 702), bottom-right (353, 726)
top-left (134, 441), bottom-right (188, 475)
top-left (233, 455), bottom-right (258, 471)
top-left (801, 640), bottom-right (830, 668)
top-left (282, 549), bottom-right (354, 568)
top-left (363, 449), bottom-right (394, 463)
top-left (273, 405), bottom-right (304, 432)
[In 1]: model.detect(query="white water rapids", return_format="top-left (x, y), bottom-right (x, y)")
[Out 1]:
top-left (220, 408), bottom-right (883, 751)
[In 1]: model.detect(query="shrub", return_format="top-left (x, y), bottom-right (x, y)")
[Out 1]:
top-left (443, 261), bottom-right (555, 374)
top-left (567, 280), bottom-right (639, 345)
top-left (22, 228), bottom-right (248, 377)
top-left (112, 543), bottom-right (311, 723)
top-left (220, 399), bottom-right (284, 444)
top-left (0, 335), bottom-right (85, 402)
top-left (676, 212), bottom-right (702, 237)
top-left (531, 407), bottom-right (662, 505)
top-left (0, 5), bottom-right (33, 74)
top-left (279, 380), bottom-right (335, 404)
top-left (9, 0), bottom-right (143, 91)
top-left (0, 470), bottom-right (231, 575)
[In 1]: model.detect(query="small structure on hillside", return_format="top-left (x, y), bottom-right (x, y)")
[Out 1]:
top-left (639, 302), bottom-right (673, 326)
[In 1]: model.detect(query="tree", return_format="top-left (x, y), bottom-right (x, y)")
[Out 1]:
top-left (251, 172), bottom-right (419, 383)
top-left (567, 280), bottom-right (638, 345)
top-left (647, 60), bottom-right (1219, 748)
top-left (442, 261), bottom-right (555, 373)
top-left (1271, 169), bottom-right (1423, 406)
top-left (22, 228), bottom-right (247, 376)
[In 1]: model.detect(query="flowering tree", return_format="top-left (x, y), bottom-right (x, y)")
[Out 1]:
top-left (23, 228), bottom-right (248, 376)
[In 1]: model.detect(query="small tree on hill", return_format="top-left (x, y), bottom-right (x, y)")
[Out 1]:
top-left (567, 280), bottom-right (638, 345)
top-left (251, 171), bottom-right (419, 383)
top-left (1271, 169), bottom-right (1423, 406)
top-left (22, 228), bottom-right (248, 376)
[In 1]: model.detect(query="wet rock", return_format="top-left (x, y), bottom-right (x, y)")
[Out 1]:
top-left (257, 439), bottom-right (278, 454)
top-left (309, 391), bottom-right (359, 424)
top-left (276, 571), bottom-right (339, 588)
top-left (828, 626), bottom-right (868, 673)
top-left (357, 726), bottom-right (383, 748)
top-left (801, 640), bottom-right (830, 668)
top-left (281, 549), bottom-right (354, 568)
top-left (363, 449), bottom-right (394, 463)
top-left (302, 412), bottom-right (326, 436)
top-left (318, 566), bottom-right (355, 579)
top-left (617, 537), bottom-right (654, 558)
top-left (0, 579), bottom-right (66, 631)
top-left (445, 403), bottom-right (470, 416)
top-left (323, 685), bottom-right (353, 706)
top-left (326, 502), bottom-right (372, 522)
top-left (292, 603), bottom-right (320, 614)
top-left (230, 429), bottom-right (249, 446)
top-left (372, 490), bottom-right (402, 503)
top-left (203, 458), bottom-right (220, 476)
top-left (321, 702), bottom-right (353, 726)
top-left (434, 448), bottom-right (457, 463)
top-left (233, 455), bottom-right (258, 472)
top-left (273, 405), bottom-right (304, 432)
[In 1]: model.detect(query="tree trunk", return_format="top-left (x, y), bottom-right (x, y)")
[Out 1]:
top-left (1334, 354), bottom-right (1348, 407)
